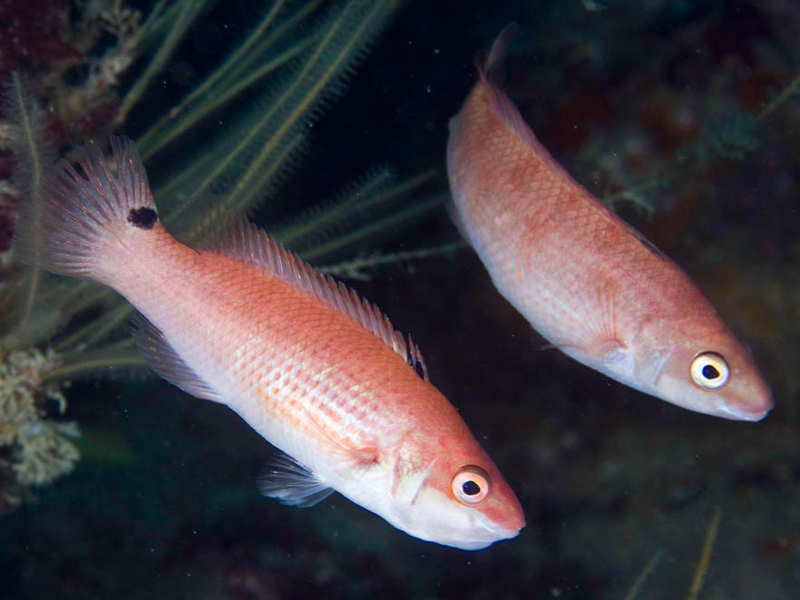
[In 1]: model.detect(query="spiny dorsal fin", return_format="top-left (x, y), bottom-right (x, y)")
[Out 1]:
top-left (257, 453), bottom-right (334, 508)
top-left (198, 218), bottom-right (429, 381)
top-left (481, 23), bottom-right (518, 82)
top-left (474, 27), bottom-right (579, 188)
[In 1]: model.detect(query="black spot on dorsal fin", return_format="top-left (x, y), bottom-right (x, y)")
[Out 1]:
top-left (128, 206), bottom-right (158, 230)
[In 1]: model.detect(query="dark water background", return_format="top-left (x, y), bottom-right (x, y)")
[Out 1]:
top-left (1, 0), bottom-right (799, 598)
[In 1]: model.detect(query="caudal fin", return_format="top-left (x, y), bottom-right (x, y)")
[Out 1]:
top-left (13, 136), bottom-right (158, 281)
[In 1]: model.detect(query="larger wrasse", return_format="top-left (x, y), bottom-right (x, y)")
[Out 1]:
top-left (12, 137), bottom-right (524, 550)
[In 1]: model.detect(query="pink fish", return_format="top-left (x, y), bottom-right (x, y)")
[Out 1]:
top-left (446, 32), bottom-right (772, 421)
top-left (13, 137), bottom-right (524, 549)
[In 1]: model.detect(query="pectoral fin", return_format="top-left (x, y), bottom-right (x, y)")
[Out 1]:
top-left (598, 339), bottom-right (628, 365)
top-left (257, 453), bottom-right (334, 508)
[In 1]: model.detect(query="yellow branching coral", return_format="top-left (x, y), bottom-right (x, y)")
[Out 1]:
top-left (0, 348), bottom-right (78, 511)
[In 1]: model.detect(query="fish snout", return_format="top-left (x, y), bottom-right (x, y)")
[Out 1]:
top-left (723, 390), bottom-right (774, 422)
top-left (464, 515), bottom-right (524, 550)
top-left (501, 503), bottom-right (526, 534)
top-left (495, 517), bottom-right (525, 541)
top-left (486, 486), bottom-right (526, 538)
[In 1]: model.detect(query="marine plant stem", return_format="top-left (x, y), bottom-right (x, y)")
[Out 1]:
top-left (138, 38), bottom-right (313, 162)
top-left (216, 0), bottom-right (324, 92)
top-left (136, 0), bottom-right (322, 160)
top-left (319, 241), bottom-right (465, 280)
top-left (11, 73), bottom-right (44, 321)
top-left (166, 0), bottom-right (398, 220)
top-left (686, 508), bottom-right (723, 600)
top-left (114, 0), bottom-right (209, 128)
top-left (221, 131), bottom-right (306, 219)
top-left (52, 284), bottom-right (116, 334)
top-left (623, 550), bottom-right (664, 600)
top-left (273, 169), bottom-right (437, 255)
top-left (299, 194), bottom-right (444, 262)
top-left (275, 169), bottom-right (393, 246)
top-left (757, 71), bottom-right (800, 123)
top-left (135, 0), bottom-right (172, 49)
top-left (42, 351), bottom-right (146, 383)
top-left (55, 303), bottom-right (134, 353)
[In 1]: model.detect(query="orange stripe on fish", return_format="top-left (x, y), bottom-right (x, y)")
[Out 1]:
top-left (447, 28), bottom-right (772, 421)
top-left (12, 137), bottom-right (524, 550)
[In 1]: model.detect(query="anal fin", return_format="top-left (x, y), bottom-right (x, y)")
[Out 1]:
top-left (258, 453), bottom-right (334, 508)
top-left (130, 313), bottom-right (224, 404)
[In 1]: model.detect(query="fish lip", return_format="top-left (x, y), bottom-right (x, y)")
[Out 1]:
top-left (467, 512), bottom-right (525, 548)
top-left (485, 515), bottom-right (525, 542)
top-left (498, 524), bottom-right (523, 541)
top-left (719, 401), bottom-right (773, 422)
top-left (504, 512), bottom-right (526, 534)
top-left (458, 523), bottom-right (522, 551)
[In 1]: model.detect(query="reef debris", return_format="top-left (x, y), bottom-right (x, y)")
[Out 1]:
top-left (0, 347), bottom-right (77, 513)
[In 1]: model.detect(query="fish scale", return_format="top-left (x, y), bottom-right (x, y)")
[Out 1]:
top-left (120, 240), bottom-right (411, 460)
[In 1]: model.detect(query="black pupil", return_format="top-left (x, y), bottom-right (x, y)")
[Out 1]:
top-left (462, 480), bottom-right (481, 496)
top-left (702, 364), bottom-right (720, 379)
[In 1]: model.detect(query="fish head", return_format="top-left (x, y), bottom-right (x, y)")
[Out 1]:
top-left (387, 434), bottom-right (525, 550)
top-left (644, 317), bottom-right (773, 421)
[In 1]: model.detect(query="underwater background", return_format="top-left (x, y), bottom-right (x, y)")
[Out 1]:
top-left (1, 0), bottom-right (798, 598)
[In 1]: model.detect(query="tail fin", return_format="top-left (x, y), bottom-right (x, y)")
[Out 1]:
top-left (13, 136), bottom-right (158, 281)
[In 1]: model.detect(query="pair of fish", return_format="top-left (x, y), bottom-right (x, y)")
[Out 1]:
top-left (12, 32), bottom-right (770, 551)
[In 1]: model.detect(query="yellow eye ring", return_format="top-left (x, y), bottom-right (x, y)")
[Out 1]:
top-left (690, 352), bottom-right (730, 390)
top-left (451, 465), bottom-right (492, 506)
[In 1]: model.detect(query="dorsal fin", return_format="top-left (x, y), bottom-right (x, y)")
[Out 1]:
top-left (480, 23), bottom-right (518, 82)
top-left (198, 219), bottom-right (429, 381)
top-left (484, 74), bottom-right (572, 180)
top-left (471, 25), bottom-right (575, 187)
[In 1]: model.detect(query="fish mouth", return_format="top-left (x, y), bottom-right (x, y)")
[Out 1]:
top-left (495, 524), bottom-right (524, 542)
top-left (454, 523), bottom-right (523, 551)
top-left (478, 513), bottom-right (525, 545)
top-left (719, 400), bottom-right (773, 422)
top-left (447, 510), bottom-right (525, 551)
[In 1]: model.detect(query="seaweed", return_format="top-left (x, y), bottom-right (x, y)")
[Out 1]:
top-left (624, 509), bottom-right (723, 600)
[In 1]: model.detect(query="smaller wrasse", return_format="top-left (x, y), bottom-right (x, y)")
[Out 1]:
top-left (446, 30), bottom-right (772, 421)
top-left (12, 137), bottom-right (524, 550)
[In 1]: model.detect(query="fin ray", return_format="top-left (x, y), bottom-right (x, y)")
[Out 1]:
top-left (475, 29), bottom-right (577, 186)
top-left (13, 136), bottom-right (157, 280)
top-left (257, 453), bottom-right (334, 508)
top-left (130, 313), bottom-right (224, 403)
top-left (198, 219), bottom-right (429, 380)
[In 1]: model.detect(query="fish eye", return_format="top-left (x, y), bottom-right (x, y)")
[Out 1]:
top-left (451, 465), bottom-right (491, 506)
top-left (690, 352), bottom-right (730, 390)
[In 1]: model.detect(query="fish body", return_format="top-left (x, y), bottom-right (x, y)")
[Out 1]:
top-left (13, 138), bottom-right (524, 550)
top-left (446, 33), bottom-right (772, 421)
